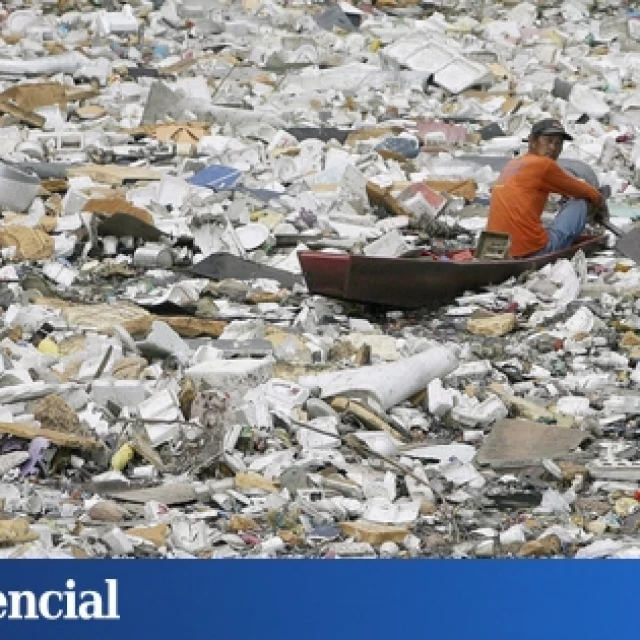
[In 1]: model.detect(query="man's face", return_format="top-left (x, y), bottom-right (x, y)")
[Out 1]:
top-left (529, 133), bottom-right (564, 160)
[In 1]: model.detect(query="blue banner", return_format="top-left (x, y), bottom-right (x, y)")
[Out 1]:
top-left (0, 561), bottom-right (634, 638)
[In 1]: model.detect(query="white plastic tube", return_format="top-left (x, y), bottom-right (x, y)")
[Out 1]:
top-left (301, 344), bottom-right (459, 410)
top-left (0, 53), bottom-right (84, 76)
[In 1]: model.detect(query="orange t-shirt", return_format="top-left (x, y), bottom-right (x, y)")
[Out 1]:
top-left (486, 154), bottom-right (602, 257)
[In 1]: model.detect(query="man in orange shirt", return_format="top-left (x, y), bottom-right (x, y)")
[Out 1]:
top-left (486, 119), bottom-right (608, 257)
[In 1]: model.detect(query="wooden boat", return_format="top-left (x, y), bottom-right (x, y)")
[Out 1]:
top-left (297, 234), bottom-right (607, 309)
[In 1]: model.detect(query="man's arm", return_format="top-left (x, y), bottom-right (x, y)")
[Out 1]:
top-left (541, 161), bottom-right (603, 205)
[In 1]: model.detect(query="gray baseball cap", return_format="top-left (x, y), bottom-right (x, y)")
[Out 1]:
top-left (530, 118), bottom-right (573, 141)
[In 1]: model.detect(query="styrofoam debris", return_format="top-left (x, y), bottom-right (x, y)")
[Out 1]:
top-left (0, 0), bottom-right (639, 561)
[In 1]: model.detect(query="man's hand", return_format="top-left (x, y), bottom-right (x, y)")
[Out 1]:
top-left (589, 199), bottom-right (609, 224)
top-left (588, 186), bottom-right (610, 224)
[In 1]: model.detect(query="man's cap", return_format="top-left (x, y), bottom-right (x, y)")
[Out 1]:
top-left (529, 118), bottom-right (573, 141)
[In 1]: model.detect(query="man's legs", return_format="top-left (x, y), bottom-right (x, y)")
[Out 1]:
top-left (540, 199), bottom-right (588, 254)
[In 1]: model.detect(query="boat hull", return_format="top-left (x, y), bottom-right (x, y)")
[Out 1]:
top-left (298, 234), bottom-right (607, 308)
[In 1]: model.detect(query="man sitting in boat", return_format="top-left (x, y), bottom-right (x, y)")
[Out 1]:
top-left (486, 119), bottom-right (608, 258)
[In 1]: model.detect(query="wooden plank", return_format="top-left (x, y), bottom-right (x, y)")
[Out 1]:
top-left (66, 164), bottom-right (165, 185)
top-left (107, 484), bottom-right (197, 505)
top-left (0, 101), bottom-right (45, 127)
top-left (121, 314), bottom-right (227, 338)
top-left (331, 397), bottom-right (407, 442)
top-left (155, 316), bottom-right (227, 339)
top-left (340, 521), bottom-right (409, 544)
top-left (0, 421), bottom-right (102, 450)
top-left (31, 298), bottom-right (227, 339)
top-left (366, 181), bottom-right (409, 217)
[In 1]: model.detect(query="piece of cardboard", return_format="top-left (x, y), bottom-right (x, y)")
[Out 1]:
top-left (83, 197), bottom-right (154, 225)
top-left (476, 419), bottom-right (590, 467)
top-left (0, 82), bottom-right (67, 111)
top-left (425, 179), bottom-right (477, 202)
top-left (153, 124), bottom-right (208, 143)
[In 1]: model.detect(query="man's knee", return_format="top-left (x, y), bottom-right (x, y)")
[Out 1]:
top-left (544, 199), bottom-right (588, 253)
top-left (573, 200), bottom-right (588, 227)
top-left (556, 199), bottom-right (587, 236)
